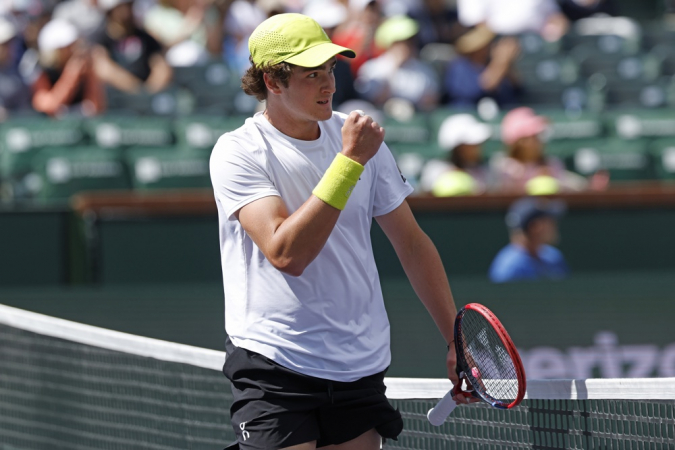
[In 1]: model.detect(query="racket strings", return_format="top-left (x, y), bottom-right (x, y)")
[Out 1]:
top-left (458, 311), bottom-right (519, 405)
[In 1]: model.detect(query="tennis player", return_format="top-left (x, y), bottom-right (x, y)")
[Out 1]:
top-left (210, 13), bottom-right (468, 450)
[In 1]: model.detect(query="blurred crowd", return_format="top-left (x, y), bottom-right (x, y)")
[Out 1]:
top-left (0, 0), bottom-right (643, 198)
top-left (0, 0), bottom-right (625, 118)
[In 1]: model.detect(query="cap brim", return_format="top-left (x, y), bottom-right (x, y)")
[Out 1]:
top-left (284, 42), bottom-right (355, 67)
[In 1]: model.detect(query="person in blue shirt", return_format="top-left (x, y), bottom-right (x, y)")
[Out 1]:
top-left (489, 197), bottom-right (569, 283)
top-left (444, 24), bottom-right (521, 108)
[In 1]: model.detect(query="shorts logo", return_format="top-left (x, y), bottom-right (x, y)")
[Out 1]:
top-left (240, 422), bottom-right (250, 441)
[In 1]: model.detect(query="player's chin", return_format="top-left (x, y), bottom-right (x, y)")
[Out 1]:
top-left (315, 100), bottom-right (333, 120)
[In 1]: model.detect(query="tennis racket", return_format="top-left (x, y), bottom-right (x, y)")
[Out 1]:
top-left (427, 303), bottom-right (526, 426)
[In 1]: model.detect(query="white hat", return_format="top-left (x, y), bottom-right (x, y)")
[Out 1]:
top-left (98, 0), bottom-right (133, 12)
top-left (303, 0), bottom-right (347, 30)
top-left (0, 17), bottom-right (16, 45)
top-left (438, 114), bottom-right (491, 151)
top-left (38, 19), bottom-right (79, 52)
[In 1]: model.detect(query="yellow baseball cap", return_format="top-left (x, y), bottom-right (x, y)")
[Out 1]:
top-left (249, 13), bottom-right (355, 68)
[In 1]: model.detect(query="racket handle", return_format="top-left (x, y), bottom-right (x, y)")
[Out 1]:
top-left (427, 389), bottom-right (458, 426)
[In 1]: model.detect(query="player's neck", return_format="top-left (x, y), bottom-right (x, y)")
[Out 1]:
top-left (263, 106), bottom-right (321, 141)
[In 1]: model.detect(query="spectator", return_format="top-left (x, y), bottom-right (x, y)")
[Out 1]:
top-left (14, 1), bottom-right (52, 84)
top-left (491, 107), bottom-right (589, 194)
top-left (31, 19), bottom-right (105, 117)
top-left (489, 197), bottom-right (569, 283)
top-left (409, 0), bottom-right (465, 47)
top-left (356, 15), bottom-right (440, 111)
top-left (444, 25), bottom-right (520, 108)
top-left (52, 0), bottom-right (105, 39)
top-left (92, 0), bottom-right (173, 94)
top-left (457, 0), bottom-right (569, 42)
top-left (420, 114), bottom-right (492, 196)
top-left (332, 0), bottom-right (384, 76)
top-left (303, 0), bottom-right (358, 109)
top-left (558, 0), bottom-right (619, 21)
top-left (143, 0), bottom-right (223, 66)
top-left (222, 0), bottom-right (268, 75)
top-left (0, 17), bottom-right (31, 119)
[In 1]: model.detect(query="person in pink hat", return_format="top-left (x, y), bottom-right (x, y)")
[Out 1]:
top-left (492, 107), bottom-right (588, 194)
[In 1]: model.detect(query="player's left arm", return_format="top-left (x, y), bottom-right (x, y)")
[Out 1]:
top-left (375, 200), bottom-right (461, 387)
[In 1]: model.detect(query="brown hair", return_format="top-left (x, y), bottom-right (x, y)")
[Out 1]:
top-left (241, 57), bottom-right (294, 102)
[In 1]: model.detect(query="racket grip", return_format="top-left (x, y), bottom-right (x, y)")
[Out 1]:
top-left (427, 389), bottom-right (458, 426)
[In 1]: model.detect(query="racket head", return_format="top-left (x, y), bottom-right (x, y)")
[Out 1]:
top-left (454, 303), bottom-right (526, 409)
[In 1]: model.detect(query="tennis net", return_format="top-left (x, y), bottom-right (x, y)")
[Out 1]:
top-left (1, 303), bottom-right (674, 450)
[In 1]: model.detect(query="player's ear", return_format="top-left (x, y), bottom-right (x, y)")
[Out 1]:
top-left (263, 73), bottom-right (283, 95)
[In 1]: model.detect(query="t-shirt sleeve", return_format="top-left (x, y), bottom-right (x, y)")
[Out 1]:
top-left (210, 135), bottom-right (280, 220)
top-left (371, 143), bottom-right (414, 217)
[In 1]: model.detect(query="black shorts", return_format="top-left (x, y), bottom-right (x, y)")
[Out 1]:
top-left (222, 338), bottom-right (403, 449)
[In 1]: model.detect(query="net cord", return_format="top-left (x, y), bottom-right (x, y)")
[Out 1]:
top-left (3, 303), bottom-right (675, 401)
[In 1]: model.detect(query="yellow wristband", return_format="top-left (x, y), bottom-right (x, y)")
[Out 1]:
top-left (312, 153), bottom-right (365, 210)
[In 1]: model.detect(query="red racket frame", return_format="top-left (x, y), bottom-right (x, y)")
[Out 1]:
top-left (455, 303), bottom-right (527, 409)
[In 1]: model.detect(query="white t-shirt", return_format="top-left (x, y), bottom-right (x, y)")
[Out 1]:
top-left (457, 0), bottom-right (559, 35)
top-left (210, 111), bottom-right (414, 382)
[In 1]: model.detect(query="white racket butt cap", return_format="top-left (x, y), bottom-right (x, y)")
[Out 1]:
top-left (427, 389), bottom-right (457, 426)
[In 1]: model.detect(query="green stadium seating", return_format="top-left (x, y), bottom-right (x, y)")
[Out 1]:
top-left (31, 147), bottom-right (130, 201)
top-left (550, 138), bottom-right (654, 181)
top-left (605, 109), bottom-right (675, 139)
top-left (85, 116), bottom-right (174, 149)
top-left (105, 87), bottom-right (194, 117)
top-left (576, 54), bottom-right (662, 87)
top-left (125, 147), bottom-right (212, 190)
top-left (517, 33), bottom-right (563, 60)
top-left (0, 118), bottom-right (85, 178)
top-left (174, 115), bottom-right (247, 150)
top-left (172, 61), bottom-right (258, 115)
top-left (0, 118), bottom-right (86, 200)
top-left (172, 61), bottom-right (235, 90)
top-left (540, 110), bottom-right (605, 140)
top-left (382, 112), bottom-right (432, 144)
top-left (515, 56), bottom-right (579, 87)
top-left (649, 138), bottom-right (675, 180)
top-left (387, 141), bottom-right (443, 160)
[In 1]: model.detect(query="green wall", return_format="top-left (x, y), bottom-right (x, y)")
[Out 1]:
top-left (3, 270), bottom-right (674, 379)
top-left (0, 210), bottom-right (67, 286)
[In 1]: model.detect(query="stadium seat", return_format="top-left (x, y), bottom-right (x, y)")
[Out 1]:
top-left (125, 147), bottom-right (212, 190)
top-left (172, 60), bottom-right (235, 90)
top-left (516, 57), bottom-right (579, 87)
top-left (382, 112), bottom-right (432, 144)
top-left (604, 78), bottom-right (672, 109)
top-left (517, 33), bottom-right (563, 61)
top-left (0, 118), bottom-right (85, 176)
top-left (605, 109), bottom-right (675, 139)
top-left (566, 17), bottom-right (642, 56)
top-left (576, 54), bottom-right (662, 86)
top-left (553, 138), bottom-right (654, 181)
top-left (388, 141), bottom-right (443, 160)
top-left (540, 110), bottom-right (605, 140)
top-left (85, 116), bottom-right (174, 149)
top-left (174, 115), bottom-right (247, 149)
top-left (172, 60), bottom-right (258, 115)
top-left (649, 138), bottom-right (675, 180)
top-left (0, 118), bottom-right (86, 200)
top-left (30, 146), bottom-right (130, 201)
top-left (105, 87), bottom-right (193, 117)
top-left (518, 83), bottom-right (604, 110)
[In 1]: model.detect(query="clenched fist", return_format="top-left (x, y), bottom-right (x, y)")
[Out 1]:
top-left (341, 110), bottom-right (385, 166)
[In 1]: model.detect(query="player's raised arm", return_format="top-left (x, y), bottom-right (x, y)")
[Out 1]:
top-left (236, 111), bottom-right (383, 276)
